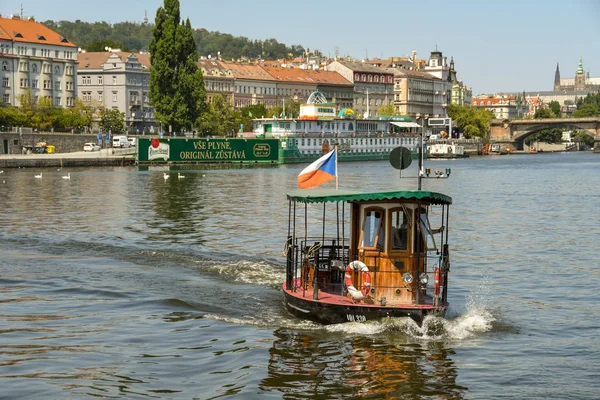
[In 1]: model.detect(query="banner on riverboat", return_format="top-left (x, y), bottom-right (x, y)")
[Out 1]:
top-left (137, 138), bottom-right (279, 164)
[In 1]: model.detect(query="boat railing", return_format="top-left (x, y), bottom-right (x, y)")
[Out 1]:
top-left (290, 237), bottom-right (351, 295)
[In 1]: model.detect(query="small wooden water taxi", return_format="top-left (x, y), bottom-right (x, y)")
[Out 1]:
top-left (282, 188), bottom-right (452, 325)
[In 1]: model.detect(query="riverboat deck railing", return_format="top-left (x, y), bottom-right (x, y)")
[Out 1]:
top-left (286, 236), bottom-right (440, 303)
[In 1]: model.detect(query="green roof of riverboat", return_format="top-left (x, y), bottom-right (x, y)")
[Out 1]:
top-left (286, 189), bottom-right (452, 205)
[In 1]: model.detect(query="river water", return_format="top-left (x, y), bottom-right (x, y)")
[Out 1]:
top-left (0, 152), bottom-right (599, 399)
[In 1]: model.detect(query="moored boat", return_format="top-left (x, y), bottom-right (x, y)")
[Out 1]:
top-left (282, 187), bottom-right (452, 325)
top-left (427, 142), bottom-right (469, 159)
top-left (250, 91), bottom-right (424, 163)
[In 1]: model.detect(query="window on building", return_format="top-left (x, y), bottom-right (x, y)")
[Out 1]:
top-left (1, 61), bottom-right (8, 71)
top-left (98, 76), bottom-right (103, 85)
top-left (54, 96), bottom-right (61, 106)
top-left (32, 79), bottom-right (38, 88)
top-left (2, 77), bottom-right (9, 87)
top-left (55, 80), bottom-right (61, 90)
top-left (20, 78), bottom-right (29, 88)
top-left (113, 76), bottom-right (117, 85)
top-left (3, 94), bottom-right (9, 104)
top-left (98, 91), bottom-right (103, 102)
top-left (112, 92), bottom-right (118, 102)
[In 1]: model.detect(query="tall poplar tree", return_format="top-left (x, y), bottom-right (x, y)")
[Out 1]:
top-left (149, 0), bottom-right (207, 134)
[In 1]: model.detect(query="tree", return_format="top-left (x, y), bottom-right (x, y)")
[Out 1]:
top-left (572, 130), bottom-right (595, 147)
top-left (447, 104), bottom-right (494, 139)
top-left (239, 104), bottom-right (267, 133)
top-left (196, 94), bottom-right (238, 137)
top-left (378, 104), bottom-right (395, 116)
top-left (573, 103), bottom-right (598, 118)
top-left (525, 128), bottom-right (562, 145)
top-left (267, 99), bottom-right (300, 119)
top-left (84, 39), bottom-right (130, 52)
top-left (100, 108), bottom-right (125, 133)
top-left (149, 0), bottom-right (207, 134)
top-left (548, 100), bottom-right (561, 117)
top-left (534, 108), bottom-right (555, 119)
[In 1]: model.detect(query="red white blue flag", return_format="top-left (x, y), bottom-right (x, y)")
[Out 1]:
top-left (297, 149), bottom-right (337, 189)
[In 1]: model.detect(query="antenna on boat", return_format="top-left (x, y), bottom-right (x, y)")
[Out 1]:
top-left (389, 120), bottom-right (452, 185)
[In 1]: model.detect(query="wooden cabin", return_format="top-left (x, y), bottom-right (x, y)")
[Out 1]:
top-left (284, 189), bottom-right (451, 318)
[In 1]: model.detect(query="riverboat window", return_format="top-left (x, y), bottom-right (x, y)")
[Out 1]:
top-left (391, 208), bottom-right (409, 251)
top-left (360, 208), bottom-right (385, 251)
top-left (419, 208), bottom-right (438, 251)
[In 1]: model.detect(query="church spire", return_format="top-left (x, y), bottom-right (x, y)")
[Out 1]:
top-left (576, 57), bottom-right (584, 74)
top-left (554, 62), bottom-right (561, 90)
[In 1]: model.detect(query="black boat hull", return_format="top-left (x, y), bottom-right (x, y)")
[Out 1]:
top-left (284, 292), bottom-right (447, 325)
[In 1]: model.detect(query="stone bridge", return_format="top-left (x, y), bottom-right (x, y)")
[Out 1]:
top-left (489, 117), bottom-right (600, 151)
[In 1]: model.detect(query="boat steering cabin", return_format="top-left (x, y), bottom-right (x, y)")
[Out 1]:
top-left (282, 189), bottom-right (452, 325)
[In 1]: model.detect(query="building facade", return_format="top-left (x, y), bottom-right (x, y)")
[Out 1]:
top-left (0, 15), bottom-right (77, 108)
top-left (261, 66), bottom-right (354, 111)
top-left (218, 61), bottom-right (278, 109)
top-left (326, 60), bottom-right (394, 118)
top-left (77, 51), bottom-right (155, 133)
top-left (471, 94), bottom-right (528, 119)
top-left (422, 50), bottom-right (453, 116)
top-left (554, 58), bottom-right (600, 92)
top-left (387, 68), bottom-right (438, 118)
top-left (197, 59), bottom-right (235, 105)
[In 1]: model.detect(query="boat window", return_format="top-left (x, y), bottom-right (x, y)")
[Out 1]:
top-left (391, 208), bottom-right (409, 251)
top-left (360, 208), bottom-right (385, 250)
top-left (419, 208), bottom-right (438, 251)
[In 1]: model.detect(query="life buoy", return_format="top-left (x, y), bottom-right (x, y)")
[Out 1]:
top-left (345, 261), bottom-right (371, 300)
top-left (434, 267), bottom-right (440, 297)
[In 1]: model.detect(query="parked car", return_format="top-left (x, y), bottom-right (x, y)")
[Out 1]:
top-left (127, 137), bottom-right (137, 147)
top-left (84, 142), bottom-right (101, 152)
top-left (112, 136), bottom-right (130, 148)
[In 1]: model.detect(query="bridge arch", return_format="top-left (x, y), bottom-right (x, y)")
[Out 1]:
top-left (490, 117), bottom-right (600, 150)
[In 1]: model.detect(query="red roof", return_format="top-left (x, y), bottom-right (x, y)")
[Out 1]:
top-left (0, 16), bottom-right (77, 47)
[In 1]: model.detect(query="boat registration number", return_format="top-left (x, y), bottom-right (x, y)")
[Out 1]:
top-left (346, 314), bottom-right (367, 323)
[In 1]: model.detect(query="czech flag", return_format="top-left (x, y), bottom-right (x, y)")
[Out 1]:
top-left (297, 149), bottom-right (337, 189)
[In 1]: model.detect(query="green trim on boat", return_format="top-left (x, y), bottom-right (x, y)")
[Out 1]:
top-left (286, 189), bottom-right (452, 205)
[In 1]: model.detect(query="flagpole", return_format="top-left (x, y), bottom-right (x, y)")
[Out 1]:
top-left (335, 144), bottom-right (339, 190)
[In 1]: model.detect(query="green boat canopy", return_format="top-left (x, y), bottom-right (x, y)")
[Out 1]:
top-left (286, 189), bottom-right (452, 205)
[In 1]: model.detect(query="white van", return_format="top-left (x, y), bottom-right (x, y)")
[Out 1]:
top-left (127, 137), bottom-right (137, 147)
top-left (112, 136), bottom-right (130, 148)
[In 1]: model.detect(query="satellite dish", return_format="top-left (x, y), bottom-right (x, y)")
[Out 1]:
top-left (389, 146), bottom-right (413, 170)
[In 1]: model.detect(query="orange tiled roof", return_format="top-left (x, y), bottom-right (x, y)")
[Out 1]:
top-left (0, 16), bottom-right (76, 47)
top-left (217, 61), bottom-right (276, 81)
top-left (261, 66), bottom-right (352, 86)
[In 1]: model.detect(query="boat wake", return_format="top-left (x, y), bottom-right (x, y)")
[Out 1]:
top-left (196, 259), bottom-right (285, 288)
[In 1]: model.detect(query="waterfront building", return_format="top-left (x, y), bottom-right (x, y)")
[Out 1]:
top-left (386, 68), bottom-right (439, 118)
top-left (422, 50), bottom-right (453, 117)
top-left (364, 51), bottom-right (427, 71)
top-left (261, 66), bottom-right (354, 111)
top-left (0, 15), bottom-right (77, 108)
top-left (77, 51), bottom-right (155, 133)
top-left (326, 60), bottom-right (394, 118)
top-left (471, 94), bottom-right (528, 119)
top-left (197, 59), bottom-right (235, 105)
top-left (217, 61), bottom-right (278, 109)
top-left (554, 58), bottom-right (600, 92)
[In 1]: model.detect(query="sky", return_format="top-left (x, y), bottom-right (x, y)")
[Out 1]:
top-left (2, 0), bottom-right (600, 94)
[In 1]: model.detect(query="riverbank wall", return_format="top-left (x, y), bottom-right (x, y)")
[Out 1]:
top-left (0, 131), bottom-right (102, 155)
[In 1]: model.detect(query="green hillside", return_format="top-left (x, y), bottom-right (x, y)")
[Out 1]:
top-left (43, 20), bottom-right (306, 60)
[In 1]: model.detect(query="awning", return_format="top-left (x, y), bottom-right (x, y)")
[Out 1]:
top-left (391, 121), bottom-right (421, 128)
